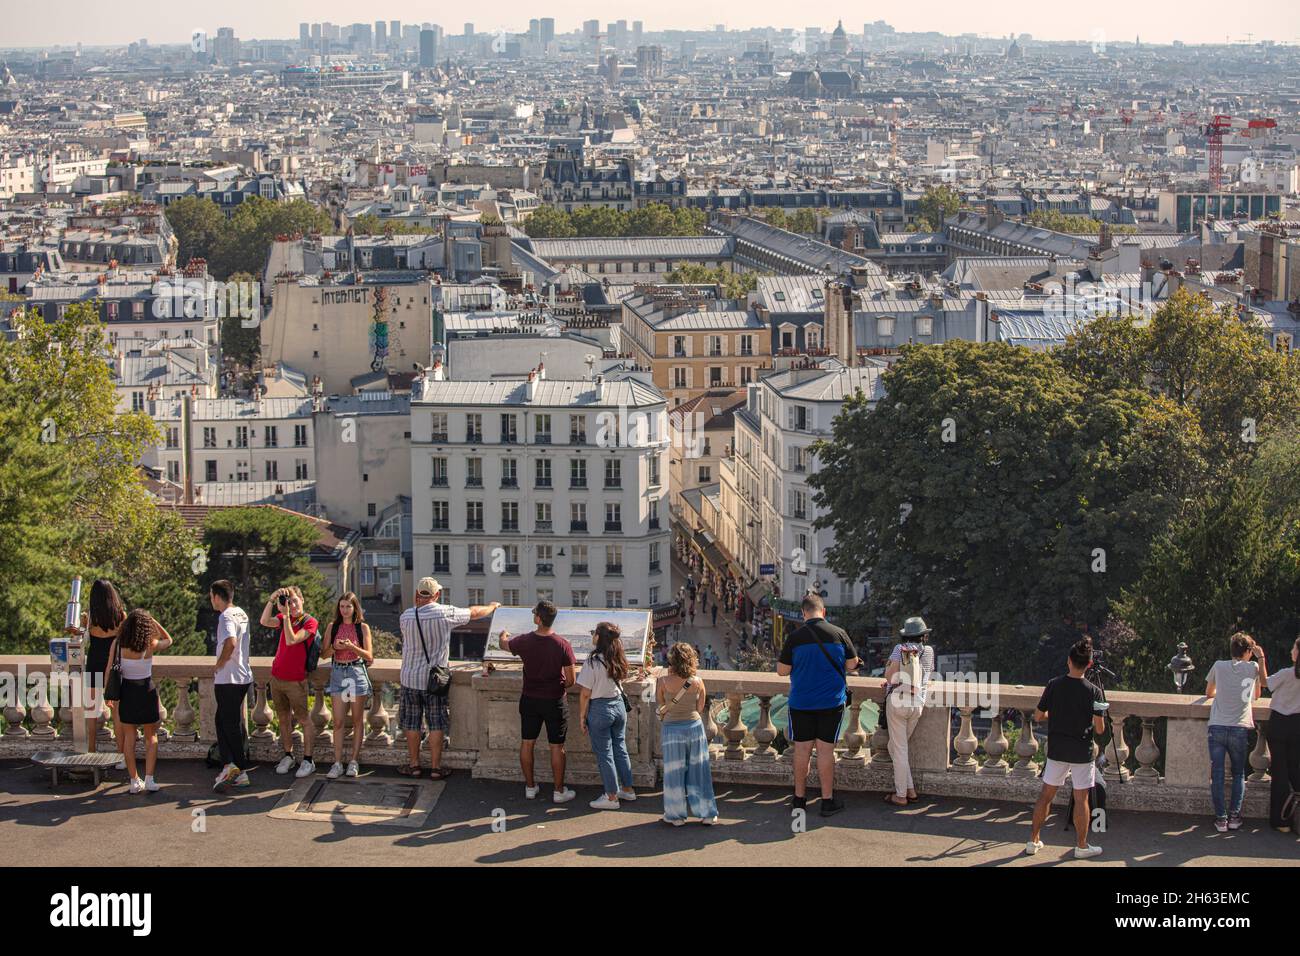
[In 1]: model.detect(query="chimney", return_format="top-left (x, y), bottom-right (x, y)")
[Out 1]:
top-left (594, 374), bottom-right (605, 402)
top-left (526, 369), bottom-right (537, 401)
top-left (431, 359), bottom-right (444, 381)
top-left (537, 361), bottom-right (546, 380)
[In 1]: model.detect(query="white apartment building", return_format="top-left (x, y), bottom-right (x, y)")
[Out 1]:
top-left (143, 396), bottom-right (315, 491)
top-left (410, 374), bottom-right (671, 611)
top-left (755, 362), bottom-right (887, 607)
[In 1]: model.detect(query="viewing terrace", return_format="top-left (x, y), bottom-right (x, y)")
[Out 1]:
top-left (2, 656), bottom-right (1296, 866)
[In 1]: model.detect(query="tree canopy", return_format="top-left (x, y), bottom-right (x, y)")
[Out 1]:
top-left (523, 203), bottom-right (705, 239)
top-left (917, 185), bottom-right (962, 230)
top-left (166, 196), bottom-right (333, 279)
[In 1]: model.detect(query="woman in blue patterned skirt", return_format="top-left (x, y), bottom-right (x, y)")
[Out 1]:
top-left (656, 643), bottom-right (718, 826)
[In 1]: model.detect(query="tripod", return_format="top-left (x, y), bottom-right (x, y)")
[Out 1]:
top-left (1087, 662), bottom-right (1127, 783)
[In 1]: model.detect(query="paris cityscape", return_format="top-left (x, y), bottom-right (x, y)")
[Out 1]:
top-left (1, 3), bottom-right (1298, 892)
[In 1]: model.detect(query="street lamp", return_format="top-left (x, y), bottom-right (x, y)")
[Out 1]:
top-left (1168, 642), bottom-right (1195, 693)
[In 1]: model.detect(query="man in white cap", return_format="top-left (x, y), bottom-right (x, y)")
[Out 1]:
top-left (396, 576), bottom-right (499, 779)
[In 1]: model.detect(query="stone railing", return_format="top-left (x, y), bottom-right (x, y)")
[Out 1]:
top-left (0, 657), bottom-right (1276, 816)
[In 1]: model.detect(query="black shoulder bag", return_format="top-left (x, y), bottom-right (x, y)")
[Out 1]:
top-left (807, 622), bottom-right (859, 726)
top-left (415, 611), bottom-right (452, 697)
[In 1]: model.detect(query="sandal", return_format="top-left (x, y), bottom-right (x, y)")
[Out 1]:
top-left (906, 793), bottom-right (921, 803)
top-left (427, 767), bottom-right (454, 781)
top-left (883, 793), bottom-right (908, 807)
top-left (396, 765), bottom-right (422, 778)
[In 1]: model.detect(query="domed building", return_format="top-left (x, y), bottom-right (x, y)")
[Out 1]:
top-left (829, 20), bottom-right (849, 56)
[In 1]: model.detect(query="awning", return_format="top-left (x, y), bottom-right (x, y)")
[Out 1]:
top-left (746, 579), bottom-right (773, 605)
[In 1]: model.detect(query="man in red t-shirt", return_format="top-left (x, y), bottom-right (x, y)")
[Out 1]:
top-left (498, 600), bottom-right (577, 803)
top-left (259, 586), bottom-right (319, 778)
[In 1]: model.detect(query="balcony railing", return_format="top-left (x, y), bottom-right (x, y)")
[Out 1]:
top-left (535, 520), bottom-right (552, 533)
top-left (466, 521), bottom-right (484, 532)
top-left (501, 478), bottom-right (518, 489)
top-left (430, 431), bottom-right (449, 442)
top-left (431, 476), bottom-right (449, 487)
top-left (606, 564), bottom-right (623, 575)
top-left (570, 520), bottom-right (588, 533)
top-left (431, 521), bottom-right (449, 532)
top-left (536, 563), bottom-right (554, 576)
top-left (535, 478), bottom-right (552, 489)
top-left (432, 562), bottom-right (450, 574)
top-left (466, 562), bottom-right (484, 574)
top-left (570, 478), bottom-right (587, 489)
top-left (503, 564), bottom-right (520, 575)
top-left (466, 432), bottom-right (483, 443)
top-left (535, 434), bottom-right (552, 445)
top-left (571, 564), bottom-right (589, 575)
top-left (0, 657), bottom-right (1271, 818)
top-left (501, 520), bottom-right (519, 532)
top-left (604, 521), bottom-right (622, 533)
top-left (649, 561), bottom-right (661, 572)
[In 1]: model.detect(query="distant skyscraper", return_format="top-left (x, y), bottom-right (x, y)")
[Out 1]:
top-left (299, 23), bottom-right (310, 48)
top-left (633, 21), bottom-right (643, 47)
top-left (419, 29), bottom-right (438, 68)
top-left (375, 21), bottom-right (387, 47)
top-left (584, 19), bottom-right (600, 41)
top-left (540, 18), bottom-right (555, 49)
top-left (391, 20), bottom-right (401, 43)
top-left (464, 23), bottom-right (474, 37)
top-left (530, 19), bottom-right (541, 44)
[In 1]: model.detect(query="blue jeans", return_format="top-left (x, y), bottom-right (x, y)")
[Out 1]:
top-left (1207, 725), bottom-right (1249, 818)
top-left (587, 697), bottom-right (633, 796)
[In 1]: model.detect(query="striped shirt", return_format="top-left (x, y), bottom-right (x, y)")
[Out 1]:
top-left (398, 603), bottom-right (471, 689)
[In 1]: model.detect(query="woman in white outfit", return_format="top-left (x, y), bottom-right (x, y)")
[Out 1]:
top-left (883, 617), bottom-right (934, 807)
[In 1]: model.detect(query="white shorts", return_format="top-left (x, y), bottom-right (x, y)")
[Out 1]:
top-left (1042, 758), bottom-right (1095, 791)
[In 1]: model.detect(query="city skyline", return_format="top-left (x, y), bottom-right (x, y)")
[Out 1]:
top-left (2, 1), bottom-right (1298, 49)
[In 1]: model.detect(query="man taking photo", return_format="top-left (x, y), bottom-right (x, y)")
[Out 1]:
top-left (1025, 636), bottom-right (1108, 859)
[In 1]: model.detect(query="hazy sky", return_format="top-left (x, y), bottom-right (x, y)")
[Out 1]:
top-left (5, 1), bottom-right (1298, 48)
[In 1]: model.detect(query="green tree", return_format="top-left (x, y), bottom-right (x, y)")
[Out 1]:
top-left (625, 204), bottom-right (678, 237)
top-left (210, 197), bottom-right (333, 279)
top-left (220, 271), bottom-right (263, 371)
top-left (523, 205), bottom-right (577, 238)
top-left (917, 185), bottom-right (962, 230)
top-left (671, 206), bottom-right (706, 236)
top-left (789, 208), bottom-right (819, 234)
top-left (198, 506), bottom-right (334, 654)
top-left (664, 264), bottom-right (758, 300)
top-left (809, 339), bottom-right (1201, 681)
top-left (165, 196), bottom-right (225, 268)
top-left (570, 205), bottom-right (628, 237)
top-left (761, 207), bottom-right (789, 230)
top-left (0, 303), bottom-right (169, 650)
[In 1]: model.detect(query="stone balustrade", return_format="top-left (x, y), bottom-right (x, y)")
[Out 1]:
top-left (0, 656), bottom-right (1276, 816)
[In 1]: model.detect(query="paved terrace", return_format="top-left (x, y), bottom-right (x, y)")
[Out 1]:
top-left (2, 655), bottom-right (1297, 865)
top-left (2, 760), bottom-right (1295, 867)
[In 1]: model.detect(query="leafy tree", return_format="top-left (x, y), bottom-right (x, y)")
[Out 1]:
top-left (788, 208), bottom-right (819, 234)
top-left (523, 205), bottom-right (577, 238)
top-left (219, 271), bottom-right (263, 371)
top-left (349, 213), bottom-right (437, 236)
top-left (809, 339), bottom-right (1201, 681)
top-left (1115, 429), bottom-right (1300, 691)
top-left (197, 506), bottom-right (334, 655)
top-left (0, 303), bottom-right (171, 650)
top-left (761, 207), bottom-right (789, 230)
top-left (1025, 211), bottom-right (1137, 235)
top-left (165, 196), bottom-right (225, 269)
top-left (210, 197), bottom-right (333, 279)
top-left (664, 264), bottom-right (758, 300)
top-left (917, 185), bottom-right (961, 230)
top-left (570, 205), bottom-right (627, 237)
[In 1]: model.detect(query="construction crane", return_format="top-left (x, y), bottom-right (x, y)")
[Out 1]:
top-left (1202, 114), bottom-right (1278, 188)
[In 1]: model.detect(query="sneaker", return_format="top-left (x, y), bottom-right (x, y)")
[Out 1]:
top-left (1273, 825), bottom-right (1292, 834)
top-left (274, 754), bottom-right (296, 775)
top-left (792, 795), bottom-right (807, 811)
top-left (326, 762), bottom-right (344, 779)
top-left (662, 816), bottom-right (686, 826)
top-left (1228, 814), bottom-right (1243, 831)
top-left (144, 776), bottom-right (160, 793)
top-left (525, 784), bottom-right (540, 799)
top-left (231, 772), bottom-right (251, 788)
top-left (346, 761), bottom-right (360, 777)
top-left (128, 777), bottom-right (145, 794)
top-left (590, 795), bottom-right (621, 810)
top-left (617, 788), bottom-right (637, 802)
top-left (1024, 840), bottom-right (1043, 856)
top-left (552, 787), bottom-right (576, 804)
top-left (1214, 817), bottom-right (1229, 833)
top-left (213, 765), bottom-right (241, 791)
top-left (295, 759), bottom-right (316, 778)
top-left (820, 796), bottom-right (846, 817)
top-left (701, 815), bottom-right (719, 826)
top-left (1073, 845), bottom-right (1103, 859)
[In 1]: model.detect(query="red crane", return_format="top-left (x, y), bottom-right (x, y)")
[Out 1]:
top-left (1202, 115), bottom-right (1278, 188)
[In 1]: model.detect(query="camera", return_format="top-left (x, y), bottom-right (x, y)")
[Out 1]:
top-left (276, 593), bottom-right (287, 607)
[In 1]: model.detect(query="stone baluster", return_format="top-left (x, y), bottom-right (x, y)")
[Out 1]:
top-left (723, 692), bottom-right (746, 761)
top-left (154, 686), bottom-right (170, 743)
top-left (980, 710), bottom-right (1010, 774)
top-left (56, 699), bottom-right (74, 740)
top-left (251, 682), bottom-right (274, 740)
top-left (1248, 721), bottom-right (1271, 785)
top-left (952, 706), bottom-right (978, 772)
top-left (310, 679), bottom-right (330, 750)
top-left (840, 693), bottom-right (868, 766)
top-left (868, 697), bottom-right (891, 767)
top-left (365, 683), bottom-right (391, 747)
top-left (172, 678), bottom-right (197, 741)
top-left (29, 679), bottom-right (56, 737)
top-left (3, 695), bottom-right (28, 737)
top-left (343, 702), bottom-right (356, 743)
top-left (1102, 712), bottom-right (1131, 782)
top-left (750, 695), bottom-right (776, 762)
top-left (703, 699), bottom-right (723, 757)
top-left (1133, 717), bottom-right (1161, 782)
top-left (1011, 710), bottom-right (1039, 778)
top-left (97, 700), bottom-right (116, 746)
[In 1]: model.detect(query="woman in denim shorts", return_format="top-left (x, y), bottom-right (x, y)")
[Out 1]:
top-left (322, 592), bottom-right (374, 778)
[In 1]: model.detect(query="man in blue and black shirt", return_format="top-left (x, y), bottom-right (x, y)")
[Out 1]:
top-left (778, 593), bottom-right (858, 816)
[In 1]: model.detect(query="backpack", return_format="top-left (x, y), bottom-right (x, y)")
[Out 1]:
top-left (303, 620), bottom-right (322, 674)
top-left (897, 644), bottom-right (924, 695)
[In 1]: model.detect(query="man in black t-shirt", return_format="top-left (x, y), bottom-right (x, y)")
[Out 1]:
top-left (1025, 637), bottom-right (1107, 859)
